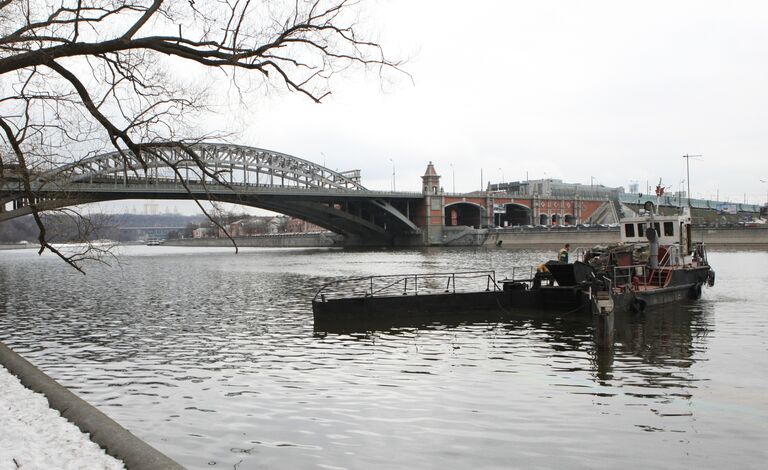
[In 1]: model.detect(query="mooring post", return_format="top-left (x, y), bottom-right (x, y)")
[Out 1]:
top-left (592, 290), bottom-right (615, 350)
top-left (594, 309), bottom-right (614, 350)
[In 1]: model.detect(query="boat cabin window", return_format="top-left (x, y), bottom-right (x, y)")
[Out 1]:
top-left (638, 223), bottom-right (645, 237)
top-left (624, 223), bottom-right (635, 238)
top-left (653, 222), bottom-right (661, 235)
top-left (664, 221), bottom-right (674, 236)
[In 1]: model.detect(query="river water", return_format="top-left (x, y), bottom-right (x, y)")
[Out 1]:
top-left (0, 246), bottom-right (766, 469)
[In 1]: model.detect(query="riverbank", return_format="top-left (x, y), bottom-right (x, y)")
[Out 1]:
top-left (0, 243), bottom-right (32, 250)
top-left (163, 231), bottom-right (341, 248)
top-left (0, 364), bottom-right (125, 469)
top-left (0, 342), bottom-right (184, 470)
top-left (4, 226), bottom-right (766, 251)
top-left (485, 225), bottom-right (768, 248)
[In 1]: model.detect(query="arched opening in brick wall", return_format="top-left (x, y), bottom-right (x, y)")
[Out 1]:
top-left (496, 203), bottom-right (531, 226)
top-left (444, 202), bottom-right (483, 228)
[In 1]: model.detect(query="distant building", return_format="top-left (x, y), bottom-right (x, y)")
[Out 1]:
top-left (284, 218), bottom-right (324, 233)
top-left (267, 217), bottom-right (280, 234)
top-left (192, 227), bottom-right (211, 238)
top-left (489, 178), bottom-right (624, 199)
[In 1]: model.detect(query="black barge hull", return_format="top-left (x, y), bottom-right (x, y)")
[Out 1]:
top-left (313, 263), bottom-right (713, 330)
top-left (313, 284), bottom-right (590, 331)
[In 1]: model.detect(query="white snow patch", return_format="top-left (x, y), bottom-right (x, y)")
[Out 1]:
top-left (0, 365), bottom-right (125, 470)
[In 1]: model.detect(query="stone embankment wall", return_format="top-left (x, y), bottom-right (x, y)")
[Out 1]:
top-left (485, 229), bottom-right (618, 248)
top-left (484, 226), bottom-right (768, 248)
top-left (0, 243), bottom-right (32, 250)
top-left (164, 232), bottom-right (341, 248)
top-left (694, 226), bottom-right (768, 246)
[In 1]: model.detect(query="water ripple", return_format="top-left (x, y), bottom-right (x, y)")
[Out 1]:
top-left (1, 247), bottom-right (767, 469)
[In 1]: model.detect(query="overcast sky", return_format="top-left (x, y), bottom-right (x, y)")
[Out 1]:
top-left (111, 0), bottom-right (768, 214)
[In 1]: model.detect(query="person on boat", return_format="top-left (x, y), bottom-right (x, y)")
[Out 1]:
top-left (558, 243), bottom-right (570, 263)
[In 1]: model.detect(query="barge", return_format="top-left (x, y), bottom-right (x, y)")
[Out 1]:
top-left (312, 208), bottom-right (714, 330)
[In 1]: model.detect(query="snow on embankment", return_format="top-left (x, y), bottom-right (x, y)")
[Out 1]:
top-left (0, 365), bottom-right (125, 470)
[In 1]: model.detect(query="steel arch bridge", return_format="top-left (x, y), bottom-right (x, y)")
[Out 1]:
top-left (0, 142), bottom-right (422, 240)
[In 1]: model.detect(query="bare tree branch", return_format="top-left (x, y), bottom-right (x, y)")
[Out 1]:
top-left (0, 0), bottom-right (401, 271)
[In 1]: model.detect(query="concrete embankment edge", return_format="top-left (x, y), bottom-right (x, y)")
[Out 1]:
top-left (0, 341), bottom-right (185, 470)
top-left (164, 232), bottom-right (340, 248)
top-left (484, 227), bottom-right (768, 248)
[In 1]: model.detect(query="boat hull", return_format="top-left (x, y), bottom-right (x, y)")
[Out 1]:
top-left (611, 266), bottom-right (710, 313)
top-left (312, 284), bottom-right (592, 331)
top-left (313, 265), bottom-right (712, 331)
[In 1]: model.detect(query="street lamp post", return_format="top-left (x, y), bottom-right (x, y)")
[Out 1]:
top-left (450, 163), bottom-right (455, 193)
top-left (678, 179), bottom-right (685, 209)
top-left (683, 154), bottom-right (702, 207)
top-left (499, 168), bottom-right (505, 192)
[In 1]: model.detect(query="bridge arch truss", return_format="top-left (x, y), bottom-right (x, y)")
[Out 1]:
top-left (39, 143), bottom-right (367, 191)
top-left (1, 143), bottom-right (422, 241)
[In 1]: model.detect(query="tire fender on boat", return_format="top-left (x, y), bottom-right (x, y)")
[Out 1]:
top-left (689, 283), bottom-right (703, 300)
top-left (630, 297), bottom-right (646, 313)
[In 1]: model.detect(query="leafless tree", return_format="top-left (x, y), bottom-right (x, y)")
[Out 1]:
top-left (0, 0), bottom-right (398, 272)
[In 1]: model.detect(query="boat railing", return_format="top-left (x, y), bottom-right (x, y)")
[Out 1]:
top-left (314, 271), bottom-right (501, 302)
top-left (612, 264), bottom-right (669, 289)
top-left (658, 245), bottom-right (673, 268)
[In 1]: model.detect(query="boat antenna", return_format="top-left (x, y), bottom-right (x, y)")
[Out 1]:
top-left (683, 154), bottom-right (702, 210)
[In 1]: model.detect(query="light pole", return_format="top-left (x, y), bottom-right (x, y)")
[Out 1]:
top-left (761, 179), bottom-right (767, 205)
top-left (450, 163), bottom-right (455, 193)
top-left (683, 154), bottom-right (702, 207)
top-left (678, 179), bottom-right (685, 209)
top-left (388, 158), bottom-right (395, 191)
top-left (499, 168), bottom-right (505, 191)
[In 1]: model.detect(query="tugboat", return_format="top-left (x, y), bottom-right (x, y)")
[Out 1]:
top-left (552, 204), bottom-right (715, 315)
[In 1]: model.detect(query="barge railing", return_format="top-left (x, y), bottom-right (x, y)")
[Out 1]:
top-left (505, 266), bottom-right (536, 284)
top-left (314, 271), bottom-right (501, 302)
